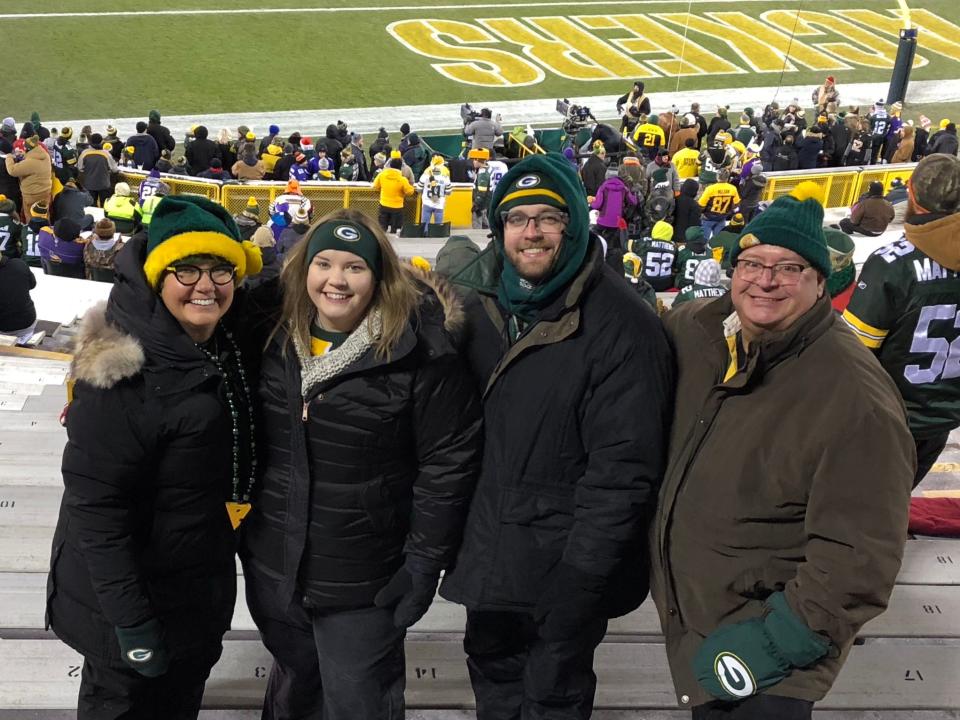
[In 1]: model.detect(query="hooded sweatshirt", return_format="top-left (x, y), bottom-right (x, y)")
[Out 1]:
top-left (672, 179), bottom-right (701, 243)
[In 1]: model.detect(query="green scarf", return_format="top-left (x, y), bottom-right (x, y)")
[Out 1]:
top-left (496, 229), bottom-right (589, 324)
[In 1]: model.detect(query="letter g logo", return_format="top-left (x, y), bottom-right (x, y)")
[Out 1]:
top-left (127, 648), bottom-right (154, 664)
top-left (714, 653), bottom-right (756, 698)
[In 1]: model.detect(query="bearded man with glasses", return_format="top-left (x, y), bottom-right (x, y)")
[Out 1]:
top-left (653, 182), bottom-right (915, 720)
top-left (440, 152), bottom-right (674, 719)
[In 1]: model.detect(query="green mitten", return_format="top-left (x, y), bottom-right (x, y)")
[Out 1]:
top-left (115, 618), bottom-right (171, 678)
top-left (694, 592), bottom-right (830, 701)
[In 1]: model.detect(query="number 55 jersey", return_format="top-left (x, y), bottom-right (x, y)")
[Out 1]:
top-left (842, 220), bottom-right (960, 437)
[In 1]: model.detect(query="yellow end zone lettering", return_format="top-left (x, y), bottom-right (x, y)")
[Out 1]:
top-left (386, 19), bottom-right (543, 87)
top-left (388, 9), bottom-right (956, 88)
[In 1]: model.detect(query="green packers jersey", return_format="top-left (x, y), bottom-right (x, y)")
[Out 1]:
top-left (843, 235), bottom-right (960, 436)
top-left (630, 237), bottom-right (677, 292)
top-left (674, 245), bottom-right (713, 290)
top-left (0, 214), bottom-right (24, 258)
top-left (671, 283), bottom-right (727, 308)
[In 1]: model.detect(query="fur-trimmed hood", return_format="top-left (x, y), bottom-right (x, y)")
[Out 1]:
top-left (406, 263), bottom-right (465, 339)
top-left (70, 301), bottom-right (145, 389)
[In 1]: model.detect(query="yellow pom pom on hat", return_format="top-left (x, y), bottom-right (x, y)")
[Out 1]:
top-left (143, 195), bottom-right (262, 288)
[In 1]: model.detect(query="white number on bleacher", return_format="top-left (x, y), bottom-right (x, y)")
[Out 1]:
top-left (905, 304), bottom-right (960, 385)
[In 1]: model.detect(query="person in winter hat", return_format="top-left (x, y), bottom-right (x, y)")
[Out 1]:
top-left (839, 180), bottom-right (895, 236)
top-left (440, 152), bottom-right (674, 719)
top-left (241, 208), bottom-right (481, 718)
top-left (653, 180), bottom-right (914, 718)
top-left (671, 257), bottom-right (727, 308)
top-left (823, 228), bottom-right (855, 312)
top-left (48, 195), bottom-right (261, 718)
top-left (843, 153), bottom-right (960, 487)
top-left (233, 196), bottom-right (262, 240)
top-left (621, 251), bottom-right (658, 311)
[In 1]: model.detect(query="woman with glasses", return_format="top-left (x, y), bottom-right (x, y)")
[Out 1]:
top-left (241, 208), bottom-right (481, 719)
top-left (47, 195), bottom-right (263, 719)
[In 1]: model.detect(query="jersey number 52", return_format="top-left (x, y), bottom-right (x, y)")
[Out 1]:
top-left (906, 304), bottom-right (960, 385)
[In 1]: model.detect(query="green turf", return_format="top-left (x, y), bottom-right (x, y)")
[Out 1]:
top-left (2, 0), bottom-right (958, 121)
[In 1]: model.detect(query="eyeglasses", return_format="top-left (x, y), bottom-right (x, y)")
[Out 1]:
top-left (733, 258), bottom-right (810, 285)
top-left (500, 210), bottom-right (568, 233)
top-left (165, 264), bottom-right (237, 286)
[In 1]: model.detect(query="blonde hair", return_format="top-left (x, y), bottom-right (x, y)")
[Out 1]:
top-left (217, 127), bottom-right (231, 145)
top-left (275, 208), bottom-right (419, 360)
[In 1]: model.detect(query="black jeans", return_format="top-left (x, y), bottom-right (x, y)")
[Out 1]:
top-left (838, 217), bottom-right (883, 237)
top-left (914, 430), bottom-right (951, 488)
top-left (244, 564), bottom-right (406, 720)
top-left (464, 609), bottom-right (608, 720)
top-left (378, 204), bottom-right (404, 234)
top-left (77, 644), bottom-right (222, 720)
top-left (692, 694), bottom-right (813, 719)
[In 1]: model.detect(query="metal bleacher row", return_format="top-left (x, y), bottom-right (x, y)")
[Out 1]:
top-left (1, 345), bottom-right (959, 717)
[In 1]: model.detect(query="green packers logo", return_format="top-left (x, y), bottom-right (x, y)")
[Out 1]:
top-left (333, 225), bottom-right (361, 242)
top-left (714, 652), bottom-right (756, 698)
top-left (127, 648), bottom-right (154, 663)
top-left (515, 174), bottom-right (541, 189)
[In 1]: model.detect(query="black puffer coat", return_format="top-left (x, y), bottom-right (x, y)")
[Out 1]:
top-left (241, 271), bottom-right (482, 611)
top-left (47, 235), bottom-right (247, 662)
top-left (439, 243), bottom-right (675, 616)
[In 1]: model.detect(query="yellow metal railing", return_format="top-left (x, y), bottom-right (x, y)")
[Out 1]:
top-left (118, 170), bottom-right (221, 202)
top-left (761, 163), bottom-right (917, 209)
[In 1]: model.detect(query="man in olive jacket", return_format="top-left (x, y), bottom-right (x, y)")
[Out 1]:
top-left (440, 152), bottom-right (674, 718)
top-left (654, 183), bottom-right (915, 719)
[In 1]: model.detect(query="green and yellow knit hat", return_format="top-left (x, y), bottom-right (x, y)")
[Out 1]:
top-left (143, 195), bottom-right (263, 288)
top-left (495, 168), bottom-right (568, 218)
top-left (730, 182), bottom-right (831, 277)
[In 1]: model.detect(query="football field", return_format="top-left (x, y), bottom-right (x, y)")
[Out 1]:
top-left (2, 0), bottom-right (959, 130)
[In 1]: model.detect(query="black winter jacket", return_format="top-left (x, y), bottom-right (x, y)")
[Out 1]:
top-left (51, 186), bottom-right (93, 223)
top-left (440, 242), bottom-right (675, 616)
top-left (186, 128), bottom-right (222, 176)
top-left (147, 121), bottom-right (176, 154)
top-left (580, 155), bottom-right (607, 198)
top-left (241, 271), bottom-right (482, 611)
top-left (672, 179), bottom-right (701, 243)
top-left (47, 235), bottom-right (248, 662)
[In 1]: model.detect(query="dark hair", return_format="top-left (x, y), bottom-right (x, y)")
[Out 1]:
top-left (390, 158), bottom-right (402, 170)
top-left (136, 121), bottom-right (147, 133)
top-left (684, 138), bottom-right (695, 148)
top-left (481, 108), bottom-right (492, 119)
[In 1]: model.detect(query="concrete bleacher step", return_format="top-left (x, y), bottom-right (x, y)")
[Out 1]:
top-left (1, 638), bottom-right (958, 711)
top-left (2, 574), bottom-right (958, 642)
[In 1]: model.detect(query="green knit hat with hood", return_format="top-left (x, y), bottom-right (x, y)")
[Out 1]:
top-left (488, 152), bottom-right (590, 321)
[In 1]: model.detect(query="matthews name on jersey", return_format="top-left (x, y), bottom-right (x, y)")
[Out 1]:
top-left (842, 236), bottom-right (960, 437)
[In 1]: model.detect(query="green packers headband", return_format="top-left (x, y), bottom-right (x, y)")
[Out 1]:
top-left (305, 220), bottom-right (382, 280)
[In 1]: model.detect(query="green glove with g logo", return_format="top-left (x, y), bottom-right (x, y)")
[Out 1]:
top-left (115, 618), bottom-right (171, 677)
top-left (694, 592), bottom-right (831, 701)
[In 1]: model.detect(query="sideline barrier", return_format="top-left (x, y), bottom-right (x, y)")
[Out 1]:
top-left (220, 181), bottom-right (475, 230)
top-left (762, 162), bottom-right (917, 209)
top-left (118, 170), bottom-right (221, 202)
top-left (118, 161), bottom-right (918, 226)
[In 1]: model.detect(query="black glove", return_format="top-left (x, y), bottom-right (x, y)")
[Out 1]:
top-left (114, 618), bottom-right (171, 678)
top-left (534, 563), bottom-right (607, 642)
top-left (374, 557), bottom-right (441, 629)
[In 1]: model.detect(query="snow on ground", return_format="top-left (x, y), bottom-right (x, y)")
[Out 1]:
top-left (46, 79), bottom-right (960, 145)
